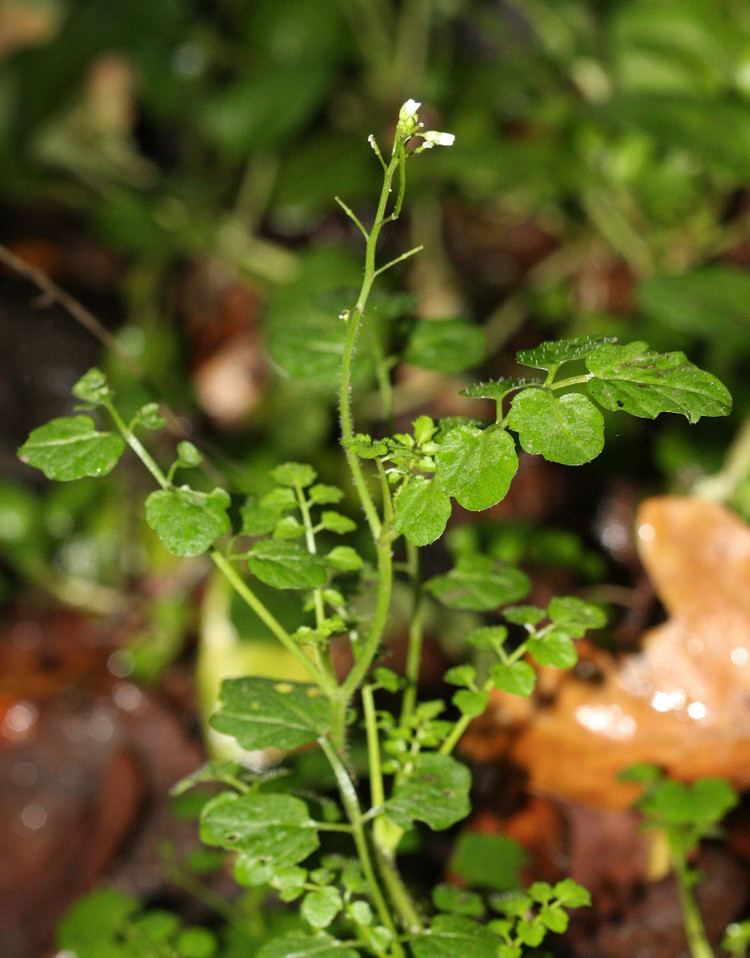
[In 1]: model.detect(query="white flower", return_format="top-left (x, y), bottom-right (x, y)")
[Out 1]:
top-left (397, 98), bottom-right (422, 137)
top-left (399, 98), bottom-right (421, 122)
top-left (420, 130), bottom-right (455, 148)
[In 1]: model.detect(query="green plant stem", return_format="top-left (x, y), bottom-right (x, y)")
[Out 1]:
top-left (320, 739), bottom-right (406, 958)
top-left (362, 684), bottom-right (386, 810)
top-left (294, 482), bottom-right (328, 638)
top-left (105, 401), bottom-right (170, 490)
top-left (439, 677), bottom-right (494, 756)
top-left (106, 398), bottom-right (335, 694)
top-left (341, 537), bottom-right (394, 701)
top-left (670, 839), bottom-right (714, 958)
top-left (400, 540), bottom-right (423, 722)
top-left (210, 550), bottom-right (332, 693)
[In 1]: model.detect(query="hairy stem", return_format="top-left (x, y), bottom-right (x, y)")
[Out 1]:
top-left (320, 739), bottom-right (405, 957)
top-left (400, 540), bottom-right (423, 722)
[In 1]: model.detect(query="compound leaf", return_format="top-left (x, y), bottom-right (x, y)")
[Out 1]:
top-left (145, 487), bottom-right (231, 557)
top-left (436, 425), bottom-right (518, 511)
top-left (210, 677), bottom-right (330, 750)
top-left (507, 390), bottom-right (604, 465)
top-left (19, 416), bottom-right (125, 481)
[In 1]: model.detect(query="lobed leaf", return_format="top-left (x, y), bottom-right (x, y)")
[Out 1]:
top-left (210, 677), bottom-right (330, 750)
top-left (257, 934), bottom-right (360, 958)
top-left (516, 335), bottom-right (616, 370)
top-left (248, 540), bottom-right (327, 589)
top-left (393, 478), bottom-right (452, 546)
top-left (427, 555), bottom-right (530, 611)
top-left (200, 792), bottom-right (318, 870)
top-left (386, 753), bottom-right (471, 831)
top-left (491, 661), bottom-right (535, 697)
top-left (324, 545), bottom-right (363, 572)
top-left (586, 342), bottom-right (732, 422)
top-left (145, 487), bottom-right (231, 557)
top-left (526, 632), bottom-right (577, 669)
top-left (507, 390), bottom-right (604, 465)
top-left (19, 416), bottom-right (125, 482)
top-left (460, 378), bottom-right (537, 401)
top-left (435, 425), bottom-right (518, 511)
top-left (411, 915), bottom-right (499, 958)
top-left (272, 462), bottom-right (318, 487)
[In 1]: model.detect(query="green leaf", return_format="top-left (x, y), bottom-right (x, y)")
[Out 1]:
top-left (436, 425), bottom-right (518, 511)
top-left (491, 661), bottom-right (536, 697)
top-left (540, 906), bottom-right (568, 933)
top-left (553, 878), bottom-right (591, 908)
top-left (586, 342), bottom-right (732, 423)
top-left (58, 888), bottom-right (138, 951)
top-left (516, 335), bottom-right (617, 370)
top-left (465, 626), bottom-right (508, 650)
top-left (210, 677), bottom-right (330, 750)
top-left (302, 887), bottom-right (343, 928)
top-left (309, 484), bottom-right (345, 504)
top-left (507, 390), bottom-right (604, 466)
top-left (272, 462), bottom-right (318, 487)
top-left (427, 555), bottom-right (530, 611)
top-left (248, 540), bottom-right (327, 589)
top-left (640, 777), bottom-right (738, 828)
top-left (503, 605), bottom-right (545, 627)
top-left (444, 664), bottom-right (477, 687)
top-left (133, 403), bottom-right (166, 431)
top-left (432, 884), bottom-right (485, 918)
top-left (19, 416), bottom-right (125, 481)
top-left (257, 934), bottom-right (360, 958)
top-left (274, 516), bottom-right (306, 539)
top-left (71, 367), bottom-right (113, 405)
top-left (320, 511), bottom-right (356, 534)
top-left (145, 487), bottom-right (231, 557)
top-left (517, 918), bottom-right (545, 947)
top-left (411, 915), bottom-right (499, 958)
top-left (548, 596), bottom-right (607, 634)
top-left (343, 434), bottom-right (389, 459)
top-left (200, 792), bottom-right (318, 869)
top-left (450, 832), bottom-right (527, 891)
top-left (261, 487), bottom-right (298, 511)
top-left (460, 378), bottom-right (537, 400)
top-left (325, 546), bottom-right (363, 572)
top-left (170, 760), bottom-right (245, 796)
top-left (387, 753), bottom-right (471, 831)
top-left (393, 478), bottom-right (452, 546)
top-left (176, 441), bottom-right (202, 468)
top-left (240, 496), bottom-right (281, 536)
top-left (527, 632), bottom-right (577, 669)
top-left (175, 928), bottom-right (218, 958)
top-left (453, 689), bottom-right (489, 718)
top-left (405, 318), bottom-right (485, 374)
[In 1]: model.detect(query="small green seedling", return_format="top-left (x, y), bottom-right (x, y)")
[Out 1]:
top-left (623, 764), bottom-right (739, 958)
